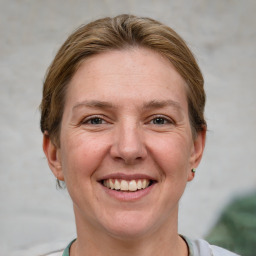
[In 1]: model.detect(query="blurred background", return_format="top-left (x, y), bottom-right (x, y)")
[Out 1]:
top-left (0, 0), bottom-right (255, 255)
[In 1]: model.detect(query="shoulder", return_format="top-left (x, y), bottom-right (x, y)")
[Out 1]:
top-left (210, 244), bottom-right (240, 256)
top-left (184, 236), bottom-right (240, 256)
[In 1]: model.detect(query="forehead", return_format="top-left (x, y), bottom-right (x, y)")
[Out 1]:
top-left (74, 47), bottom-right (182, 82)
top-left (66, 47), bottom-right (188, 109)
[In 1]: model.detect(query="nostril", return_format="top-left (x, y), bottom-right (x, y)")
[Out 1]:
top-left (111, 149), bottom-right (146, 164)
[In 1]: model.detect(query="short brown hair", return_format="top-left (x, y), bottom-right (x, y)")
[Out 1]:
top-left (40, 14), bottom-right (206, 146)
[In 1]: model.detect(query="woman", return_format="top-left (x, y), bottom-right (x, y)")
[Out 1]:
top-left (41, 14), bottom-right (238, 256)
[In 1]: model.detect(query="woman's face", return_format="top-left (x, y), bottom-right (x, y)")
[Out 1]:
top-left (44, 47), bottom-right (205, 239)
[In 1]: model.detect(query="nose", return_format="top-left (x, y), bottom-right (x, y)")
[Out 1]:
top-left (110, 121), bottom-right (147, 165)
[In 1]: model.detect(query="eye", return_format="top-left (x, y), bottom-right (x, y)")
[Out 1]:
top-left (149, 115), bottom-right (174, 125)
top-left (82, 116), bottom-right (107, 125)
top-left (152, 117), bottom-right (168, 125)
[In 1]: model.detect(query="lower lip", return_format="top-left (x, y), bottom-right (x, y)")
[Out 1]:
top-left (100, 183), bottom-right (156, 201)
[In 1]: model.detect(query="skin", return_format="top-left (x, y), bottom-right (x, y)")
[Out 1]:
top-left (43, 47), bottom-right (206, 256)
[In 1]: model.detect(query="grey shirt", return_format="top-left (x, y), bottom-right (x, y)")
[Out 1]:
top-left (185, 237), bottom-right (240, 256)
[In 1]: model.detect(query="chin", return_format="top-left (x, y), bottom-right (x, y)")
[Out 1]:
top-left (100, 211), bottom-right (159, 240)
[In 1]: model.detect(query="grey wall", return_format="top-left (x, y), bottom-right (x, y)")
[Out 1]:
top-left (0, 1), bottom-right (255, 255)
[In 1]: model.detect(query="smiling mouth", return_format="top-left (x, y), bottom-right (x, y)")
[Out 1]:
top-left (101, 179), bottom-right (156, 192)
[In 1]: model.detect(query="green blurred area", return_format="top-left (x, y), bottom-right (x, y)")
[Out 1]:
top-left (205, 191), bottom-right (256, 256)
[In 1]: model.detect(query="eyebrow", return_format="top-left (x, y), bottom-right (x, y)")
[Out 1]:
top-left (142, 100), bottom-right (182, 111)
top-left (72, 100), bottom-right (114, 111)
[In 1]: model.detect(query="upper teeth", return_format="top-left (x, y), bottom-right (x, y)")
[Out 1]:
top-left (103, 179), bottom-right (150, 192)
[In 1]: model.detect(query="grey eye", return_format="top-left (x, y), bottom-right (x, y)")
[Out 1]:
top-left (89, 118), bottom-right (104, 124)
top-left (152, 117), bottom-right (167, 125)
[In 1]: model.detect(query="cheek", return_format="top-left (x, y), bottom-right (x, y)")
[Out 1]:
top-left (60, 133), bottom-right (110, 181)
top-left (148, 134), bottom-right (192, 177)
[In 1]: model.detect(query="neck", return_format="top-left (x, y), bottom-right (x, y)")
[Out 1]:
top-left (71, 208), bottom-right (188, 256)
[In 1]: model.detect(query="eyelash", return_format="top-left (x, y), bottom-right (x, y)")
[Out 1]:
top-left (149, 115), bottom-right (174, 125)
top-left (81, 115), bottom-right (107, 125)
top-left (80, 115), bottom-right (175, 126)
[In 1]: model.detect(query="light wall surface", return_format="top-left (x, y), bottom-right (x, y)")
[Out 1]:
top-left (0, 1), bottom-right (255, 255)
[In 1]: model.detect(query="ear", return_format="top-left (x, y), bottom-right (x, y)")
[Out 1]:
top-left (43, 132), bottom-right (64, 181)
top-left (187, 128), bottom-right (206, 182)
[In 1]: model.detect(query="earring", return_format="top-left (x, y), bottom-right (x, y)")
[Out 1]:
top-left (192, 168), bottom-right (196, 177)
